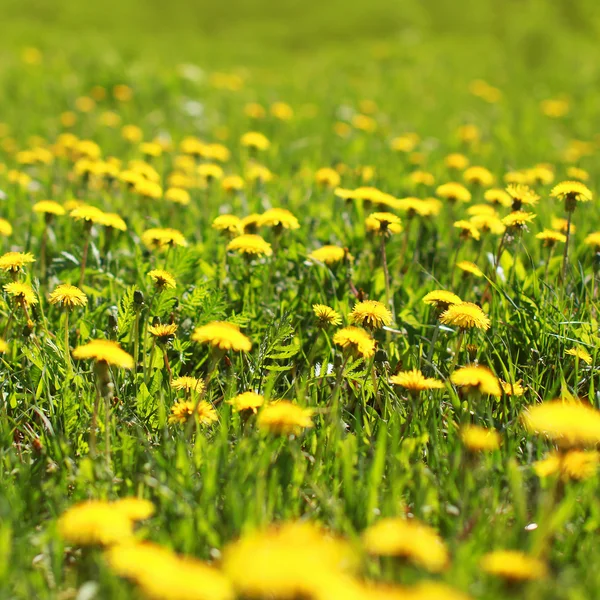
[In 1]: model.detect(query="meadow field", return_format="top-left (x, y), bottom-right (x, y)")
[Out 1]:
top-left (2, 0), bottom-right (600, 598)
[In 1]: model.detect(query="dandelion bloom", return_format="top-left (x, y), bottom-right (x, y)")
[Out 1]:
top-left (245, 164), bottom-right (273, 183)
top-left (501, 380), bottom-right (525, 396)
top-left (148, 323), bottom-right (178, 342)
top-left (259, 208), bottom-right (300, 230)
top-left (395, 197), bottom-right (434, 217)
top-left (240, 131), bottom-right (270, 151)
top-left (536, 229), bottom-right (566, 246)
top-left (467, 204), bottom-right (497, 217)
top-left (4, 282), bottom-right (38, 306)
top-left (453, 220), bottom-right (480, 241)
top-left (456, 261), bottom-right (484, 278)
top-left (165, 187), bottom-right (191, 205)
top-left (0, 339), bottom-right (8, 353)
top-left (522, 400), bottom-right (600, 447)
top-left (70, 204), bottom-right (106, 224)
top-left (333, 326), bottom-right (376, 358)
top-left (313, 304), bottom-right (342, 326)
top-left (484, 188), bottom-right (512, 207)
top-left (171, 376), bottom-right (205, 394)
top-left (551, 180), bottom-right (593, 210)
top-left (198, 163), bottom-right (224, 181)
top-left (423, 290), bottom-right (462, 312)
top-left (148, 269), bottom-right (176, 290)
top-left (222, 175), bottom-right (245, 193)
top-left (436, 182), bottom-right (471, 203)
top-left (451, 366), bottom-right (502, 397)
top-left (135, 179), bottom-right (163, 199)
top-left (227, 234), bottom-right (273, 257)
top-left (463, 166), bottom-right (494, 187)
top-left (533, 450), bottom-right (599, 481)
top-left (227, 391), bottom-right (265, 414)
top-left (461, 425), bottom-right (501, 452)
top-left (445, 153), bottom-right (469, 170)
top-left (49, 284), bottom-right (87, 308)
top-left (470, 214), bottom-right (505, 235)
top-left (141, 227), bottom-right (188, 250)
top-left (0, 219), bottom-right (12, 237)
top-left (506, 184), bottom-right (539, 209)
top-left (440, 302), bottom-right (490, 330)
top-left (566, 347), bottom-right (592, 364)
top-left (566, 166), bottom-right (589, 182)
top-left (362, 517), bottom-right (449, 572)
top-left (350, 300), bottom-right (392, 329)
top-left (365, 212), bottom-right (402, 235)
top-left (257, 402), bottom-right (314, 434)
top-left (584, 232), bottom-right (600, 249)
top-left (308, 245), bottom-right (349, 265)
top-left (222, 522), bottom-right (353, 600)
top-left (169, 400), bottom-right (218, 425)
top-left (33, 200), bottom-right (66, 216)
top-left (390, 369), bottom-right (444, 392)
top-left (72, 340), bottom-right (134, 369)
top-left (113, 498), bottom-right (155, 521)
top-left (315, 167), bottom-right (341, 188)
top-left (0, 251), bottom-right (36, 273)
top-left (212, 214), bottom-right (242, 235)
top-left (501, 211), bottom-right (536, 229)
top-left (98, 212), bottom-right (127, 231)
top-left (192, 322), bottom-right (252, 352)
top-left (481, 551), bottom-right (547, 582)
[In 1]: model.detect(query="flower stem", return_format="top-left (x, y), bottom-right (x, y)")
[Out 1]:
top-left (79, 226), bottom-right (91, 288)
top-left (380, 235), bottom-right (393, 317)
top-left (561, 210), bottom-right (573, 284)
top-left (448, 329), bottom-right (465, 374)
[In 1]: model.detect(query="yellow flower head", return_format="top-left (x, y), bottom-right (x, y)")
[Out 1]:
top-left (33, 200), bottom-right (66, 216)
top-left (436, 182), bottom-right (471, 203)
top-left (198, 163), bottom-right (224, 181)
top-left (461, 425), bottom-right (501, 452)
top-left (481, 551), bottom-right (547, 582)
top-left (0, 252), bottom-right (36, 273)
top-left (222, 175), bottom-right (245, 193)
top-left (245, 164), bottom-right (273, 183)
top-left (522, 400), bottom-right (600, 447)
top-left (141, 228), bottom-right (188, 250)
top-left (0, 219), bottom-right (12, 237)
top-left (134, 179), bottom-right (163, 199)
top-left (453, 220), bottom-right (480, 241)
top-left (506, 184), bottom-right (539, 208)
top-left (70, 205), bottom-right (106, 224)
top-left (49, 284), bottom-right (88, 308)
top-left (169, 400), bottom-right (218, 425)
top-left (4, 282), bottom-right (38, 306)
top-left (192, 322), bottom-right (252, 352)
top-left (350, 300), bottom-right (392, 329)
top-left (257, 402), bottom-right (314, 434)
top-left (212, 214), bottom-right (242, 235)
top-left (171, 376), bottom-right (205, 394)
top-left (362, 517), bottom-right (449, 572)
top-left (315, 167), bottom-right (341, 188)
top-left (423, 290), bottom-right (462, 312)
top-left (365, 212), bottom-right (402, 235)
top-left (456, 261), bottom-right (484, 278)
top-left (148, 269), bottom-right (176, 290)
top-left (72, 340), bottom-right (134, 369)
top-left (566, 166), bottom-right (589, 182)
top-left (227, 234), bottom-right (273, 257)
top-left (313, 304), bottom-right (342, 326)
top-left (501, 211), bottom-right (536, 229)
top-left (241, 131), bottom-right (270, 151)
top-left (165, 187), bottom-right (191, 205)
top-left (112, 497), bottom-right (155, 521)
top-left (463, 166), bottom-right (494, 186)
top-left (501, 380), bottom-right (525, 396)
top-left (484, 188), bottom-right (512, 207)
top-left (440, 302), bottom-right (490, 330)
top-left (148, 323), bottom-right (178, 340)
top-left (470, 214), bottom-right (505, 235)
top-left (98, 212), bottom-right (127, 231)
top-left (584, 232), bottom-right (600, 249)
top-left (551, 180), bottom-right (593, 205)
top-left (451, 366), bottom-right (502, 397)
top-left (227, 391), bottom-right (265, 414)
top-left (395, 197), bottom-right (434, 218)
top-left (259, 208), bottom-right (300, 230)
top-left (333, 326), bottom-right (376, 358)
top-left (308, 245), bottom-right (349, 265)
top-left (445, 153), bottom-right (470, 170)
top-left (566, 347), bottom-right (592, 364)
top-left (390, 369), bottom-right (444, 392)
top-left (536, 229), bottom-right (566, 246)
top-left (534, 450), bottom-right (600, 481)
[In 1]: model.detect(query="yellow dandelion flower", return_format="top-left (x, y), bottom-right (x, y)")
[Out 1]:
top-left (33, 200), bottom-right (66, 216)
top-left (453, 220), bottom-right (480, 240)
top-left (141, 228), bottom-right (188, 250)
top-left (484, 188), bottom-right (512, 207)
top-left (134, 179), bottom-right (163, 199)
top-left (423, 290), bottom-right (462, 312)
top-left (333, 326), bottom-right (376, 358)
top-left (0, 219), bottom-right (12, 237)
top-left (0, 251), bottom-right (35, 272)
top-left (522, 400), bottom-right (600, 447)
top-left (148, 269), bottom-right (176, 290)
top-left (4, 282), bottom-right (37, 305)
top-left (259, 208), bottom-right (300, 230)
top-left (463, 166), bottom-right (494, 186)
top-left (148, 323), bottom-right (178, 340)
top-left (501, 380), bottom-right (525, 396)
top-left (212, 214), bottom-right (242, 235)
top-left (98, 212), bottom-right (127, 231)
top-left (501, 211), bottom-right (536, 228)
top-left (0, 339), bottom-right (8, 354)
top-left (365, 212), bottom-right (402, 235)
top-left (534, 450), bottom-right (600, 481)
top-left (461, 425), bottom-right (501, 452)
top-left (391, 133), bottom-right (418, 153)
top-left (445, 153), bottom-right (470, 170)
top-left (49, 284), bottom-right (87, 308)
top-left (169, 400), bottom-right (218, 425)
top-left (566, 166), bottom-right (589, 182)
top-left (198, 163), bottom-right (224, 181)
top-left (241, 131), bottom-right (270, 151)
top-left (245, 164), bottom-right (273, 183)
top-left (536, 229), bottom-right (566, 246)
top-left (164, 187), bottom-right (191, 206)
top-left (390, 369), bottom-right (444, 392)
top-left (171, 376), bottom-right (205, 394)
top-left (451, 366), bottom-right (501, 397)
top-left (551, 217), bottom-right (574, 234)
top-left (362, 517), bottom-right (449, 572)
top-left (436, 182), bottom-right (471, 203)
top-left (467, 204), bottom-right (497, 217)
top-left (227, 234), bottom-right (273, 257)
top-left (584, 232), bottom-right (600, 249)
top-left (308, 245), bottom-right (349, 265)
top-left (240, 214), bottom-right (261, 233)
top-left (440, 302), bottom-right (490, 331)
top-left (313, 304), bottom-right (342, 326)
top-left (192, 322), bottom-right (252, 352)
top-left (395, 197), bottom-right (434, 217)
top-left (227, 391), bottom-right (265, 414)
top-left (113, 498), bottom-right (155, 521)
top-left (70, 205), bottom-right (105, 224)
top-left (257, 402), bottom-right (314, 434)
top-left (409, 170), bottom-right (435, 186)
top-left (456, 261), bottom-right (484, 278)
top-left (222, 175), bottom-right (245, 192)
top-left (506, 184), bottom-right (539, 209)
top-left (469, 214), bottom-right (505, 235)
top-left (315, 167), bottom-right (341, 188)
top-left (72, 340), bottom-right (134, 369)
top-left (550, 181), bottom-right (593, 208)
top-left (481, 551), bottom-right (547, 582)
top-left (350, 300), bottom-right (392, 329)
top-left (566, 347), bottom-right (592, 364)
